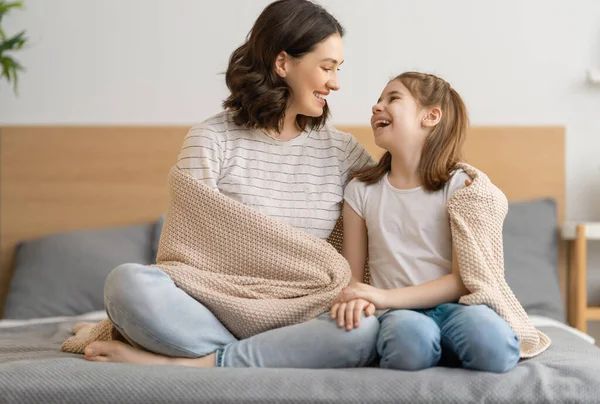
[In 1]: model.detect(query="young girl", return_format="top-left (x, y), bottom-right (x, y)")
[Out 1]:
top-left (331, 72), bottom-right (522, 373)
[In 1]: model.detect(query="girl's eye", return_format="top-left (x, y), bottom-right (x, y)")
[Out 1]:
top-left (322, 68), bottom-right (332, 72)
top-left (389, 96), bottom-right (398, 101)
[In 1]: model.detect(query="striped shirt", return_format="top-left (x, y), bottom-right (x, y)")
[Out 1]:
top-left (176, 110), bottom-right (374, 239)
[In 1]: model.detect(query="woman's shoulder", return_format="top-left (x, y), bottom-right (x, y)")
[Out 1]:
top-left (194, 110), bottom-right (238, 131)
top-left (308, 124), bottom-right (371, 164)
top-left (187, 110), bottom-right (253, 140)
top-left (310, 124), bottom-right (360, 147)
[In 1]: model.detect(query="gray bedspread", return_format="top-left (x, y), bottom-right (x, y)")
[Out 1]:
top-left (1, 319), bottom-right (599, 404)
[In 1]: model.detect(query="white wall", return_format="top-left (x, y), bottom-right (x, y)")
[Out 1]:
top-left (1, 2), bottom-right (599, 218)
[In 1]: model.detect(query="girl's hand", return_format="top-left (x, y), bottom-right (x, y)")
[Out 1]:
top-left (330, 298), bottom-right (375, 331)
top-left (333, 283), bottom-right (390, 309)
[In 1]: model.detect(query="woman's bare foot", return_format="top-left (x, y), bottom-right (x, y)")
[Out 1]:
top-left (84, 341), bottom-right (216, 368)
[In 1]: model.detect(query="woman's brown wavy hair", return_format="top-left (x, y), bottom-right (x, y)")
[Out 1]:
top-left (222, 0), bottom-right (344, 133)
top-left (353, 72), bottom-right (469, 192)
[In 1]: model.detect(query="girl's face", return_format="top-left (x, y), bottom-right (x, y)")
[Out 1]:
top-left (370, 80), bottom-right (428, 153)
top-left (278, 34), bottom-right (344, 118)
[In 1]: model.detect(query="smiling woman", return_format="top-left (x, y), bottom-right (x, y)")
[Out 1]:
top-left (223, 0), bottom-right (344, 138)
top-left (71, 0), bottom-right (379, 370)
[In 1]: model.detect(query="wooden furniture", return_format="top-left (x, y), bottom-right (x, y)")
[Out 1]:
top-left (0, 125), bottom-right (565, 318)
top-left (562, 221), bottom-right (600, 332)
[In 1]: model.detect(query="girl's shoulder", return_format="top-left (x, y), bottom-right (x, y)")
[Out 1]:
top-left (444, 168), bottom-right (473, 201)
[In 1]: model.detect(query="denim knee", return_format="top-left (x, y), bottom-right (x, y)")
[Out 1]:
top-left (377, 311), bottom-right (441, 370)
top-left (466, 339), bottom-right (520, 373)
top-left (103, 264), bottom-right (169, 338)
top-left (453, 306), bottom-right (520, 373)
top-left (333, 314), bottom-right (380, 367)
top-left (104, 263), bottom-right (152, 312)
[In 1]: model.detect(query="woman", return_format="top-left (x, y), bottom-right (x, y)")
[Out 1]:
top-left (78, 0), bottom-right (379, 368)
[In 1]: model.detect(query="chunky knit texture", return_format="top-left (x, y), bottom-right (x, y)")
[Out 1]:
top-left (61, 166), bottom-right (351, 353)
top-left (450, 163), bottom-right (550, 358)
top-left (62, 163), bottom-right (550, 359)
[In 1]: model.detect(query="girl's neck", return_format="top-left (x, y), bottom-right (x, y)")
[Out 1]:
top-left (387, 149), bottom-right (422, 189)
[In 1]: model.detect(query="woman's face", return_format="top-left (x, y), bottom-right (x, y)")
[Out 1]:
top-left (281, 33), bottom-right (344, 118)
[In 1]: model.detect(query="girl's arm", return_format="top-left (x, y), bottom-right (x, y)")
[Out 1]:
top-left (341, 201), bottom-right (368, 284)
top-left (382, 244), bottom-right (469, 309)
top-left (334, 244), bottom-right (470, 310)
top-left (331, 201), bottom-right (375, 330)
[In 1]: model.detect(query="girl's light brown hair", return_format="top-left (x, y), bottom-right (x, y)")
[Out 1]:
top-left (353, 72), bottom-right (469, 192)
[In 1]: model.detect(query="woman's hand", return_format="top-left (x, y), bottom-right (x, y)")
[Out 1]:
top-left (330, 298), bottom-right (375, 331)
top-left (333, 283), bottom-right (390, 310)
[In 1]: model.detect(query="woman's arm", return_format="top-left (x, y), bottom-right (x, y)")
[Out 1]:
top-left (176, 127), bottom-right (223, 190)
top-left (341, 201), bottom-right (368, 284)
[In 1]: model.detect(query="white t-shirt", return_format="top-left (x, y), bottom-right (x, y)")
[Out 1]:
top-left (177, 110), bottom-right (374, 239)
top-left (343, 169), bottom-right (471, 289)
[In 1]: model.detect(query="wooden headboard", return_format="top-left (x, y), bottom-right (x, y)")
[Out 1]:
top-left (0, 125), bottom-right (565, 316)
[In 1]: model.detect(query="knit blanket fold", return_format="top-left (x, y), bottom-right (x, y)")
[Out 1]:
top-left (61, 166), bottom-right (351, 353)
top-left (450, 163), bottom-right (550, 358)
top-left (62, 163), bottom-right (550, 359)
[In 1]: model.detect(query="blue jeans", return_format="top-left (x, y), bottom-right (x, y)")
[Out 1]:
top-left (377, 304), bottom-right (520, 373)
top-left (103, 263), bottom-right (379, 368)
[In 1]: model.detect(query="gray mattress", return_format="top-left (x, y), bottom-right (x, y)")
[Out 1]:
top-left (1, 319), bottom-right (599, 404)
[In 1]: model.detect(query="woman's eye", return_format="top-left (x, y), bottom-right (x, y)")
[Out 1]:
top-left (322, 67), bottom-right (332, 72)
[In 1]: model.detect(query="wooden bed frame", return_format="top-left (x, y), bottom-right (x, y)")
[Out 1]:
top-left (0, 125), bottom-right (566, 320)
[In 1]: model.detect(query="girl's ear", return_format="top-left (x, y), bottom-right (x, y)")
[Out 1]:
top-left (422, 107), bottom-right (442, 128)
top-left (274, 51), bottom-right (290, 78)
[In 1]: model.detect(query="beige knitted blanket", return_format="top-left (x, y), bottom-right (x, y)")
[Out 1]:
top-left (449, 163), bottom-right (550, 358)
top-left (61, 166), bottom-right (351, 353)
top-left (62, 163), bottom-right (550, 359)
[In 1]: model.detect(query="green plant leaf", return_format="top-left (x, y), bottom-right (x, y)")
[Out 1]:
top-left (0, 0), bottom-right (25, 94)
top-left (0, 2), bottom-right (24, 15)
top-left (10, 62), bottom-right (18, 92)
top-left (1, 54), bottom-right (22, 79)
top-left (1, 56), bottom-right (12, 80)
top-left (0, 1), bottom-right (23, 26)
top-left (1, 54), bottom-right (23, 92)
top-left (0, 30), bottom-right (26, 52)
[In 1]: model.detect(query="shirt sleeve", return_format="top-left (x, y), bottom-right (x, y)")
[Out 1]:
top-left (340, 135), bottom-right (376, 188)
top-left (343, 178), bottom-right (367, 219)
top-left (446, 168), bottom-right (473, 201)
top-left (176, 125), bottom-right (224, 190)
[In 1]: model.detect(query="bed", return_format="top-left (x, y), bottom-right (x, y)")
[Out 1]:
top-left (1, 124), bottom-right (599, 404)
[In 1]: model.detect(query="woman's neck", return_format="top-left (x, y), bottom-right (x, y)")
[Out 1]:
top-left (387, 149), bottom-right (422, 189)
top-left (266, 111), bottom-right (302, 141)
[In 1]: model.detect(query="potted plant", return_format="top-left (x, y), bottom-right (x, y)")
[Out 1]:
top-left (0, 1), bottom-right (27, 93)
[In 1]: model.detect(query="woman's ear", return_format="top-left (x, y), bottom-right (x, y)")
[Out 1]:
top-left (274, 51), bottom-right (290, 78)
top-left (422, 107), bottom-right (442, 128)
